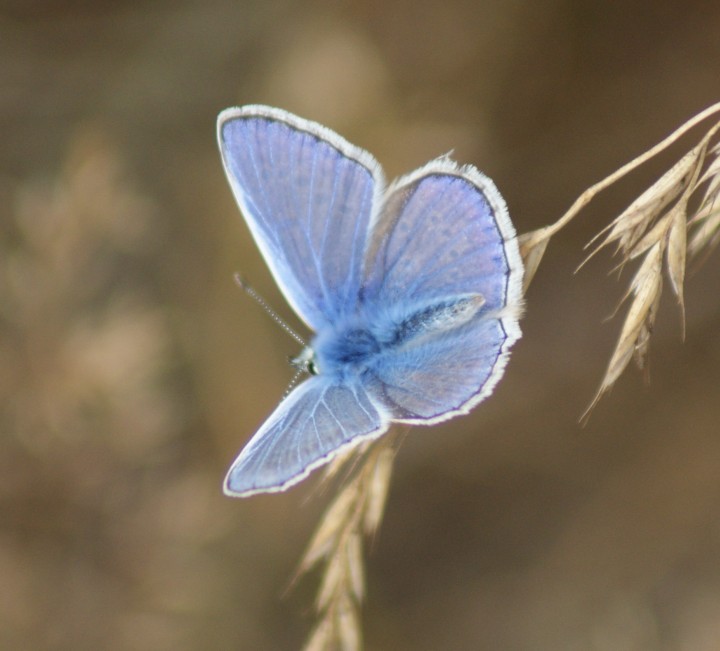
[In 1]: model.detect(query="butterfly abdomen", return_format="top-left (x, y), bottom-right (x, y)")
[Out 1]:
top-left (388, 294), bottom-right (485, 346)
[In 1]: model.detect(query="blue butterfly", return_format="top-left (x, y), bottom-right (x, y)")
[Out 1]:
top-left (218, 105), bottom-right (524, 497)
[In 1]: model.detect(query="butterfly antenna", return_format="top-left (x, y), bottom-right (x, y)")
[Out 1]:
top-left (283, 366), bottom-right (305, 399)
top-left (234, 274), bottom-right (307, 347)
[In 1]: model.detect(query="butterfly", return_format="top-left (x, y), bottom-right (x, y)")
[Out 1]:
top-left (217, 105), bottom-right (524, 497)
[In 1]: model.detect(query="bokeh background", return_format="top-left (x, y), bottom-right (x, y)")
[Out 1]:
top-left (2, 1), bottom-right (720, 649)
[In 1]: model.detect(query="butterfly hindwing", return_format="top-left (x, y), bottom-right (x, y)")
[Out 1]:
top-left (224, 377), bottom-right (389, 497)
top-left (364, 316), bottom-right (514, 422)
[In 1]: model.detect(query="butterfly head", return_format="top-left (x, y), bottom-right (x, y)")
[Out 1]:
top-left (291, 346), bottom-right (319, 376)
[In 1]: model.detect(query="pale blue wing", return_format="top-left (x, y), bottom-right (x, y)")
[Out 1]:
top-left (224, 377), bottom-right (389, 497)
top-left (365, 317), bottom-right (514, 422)
top-left (362, 158), bottom-right (524, 423)
top-left (363, 158), bottom-right (521, 313)
top-left (218, 106), bottom-right (384, 330)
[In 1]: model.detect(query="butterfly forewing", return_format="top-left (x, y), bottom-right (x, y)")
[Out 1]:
top-left (364, 160), bottom-right (522, 314)
top-left (218, 106), bottom-right (384, 329)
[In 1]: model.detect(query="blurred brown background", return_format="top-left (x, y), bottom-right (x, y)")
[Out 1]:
top-left (2, 1), bottom-right (720, 649)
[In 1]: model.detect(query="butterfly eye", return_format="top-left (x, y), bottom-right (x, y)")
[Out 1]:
top-left (307, 360), bottom-right (318, 376)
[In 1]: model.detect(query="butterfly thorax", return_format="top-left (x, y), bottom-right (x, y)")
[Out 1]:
top-left (306, 293), bottom-right (486, 378)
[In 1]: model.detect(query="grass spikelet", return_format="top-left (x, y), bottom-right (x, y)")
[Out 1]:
top-left (304, 619), bottom-right (333, 651)
top-left (591, 147), bottom-right (700, 259)
top-left (362, 444), bottom-right (395, 536)
top-left (518, 102), bottom-right (720, 415)
top-left (666, 206), bottom-right (687, 327)
top-left (581, 119), bottom-right (719, 412)
top-left (583, 243), bottom-right (663, 417)
top-left (688, 141), bottom-right (720, 257)
top-left (519, 227), bottom-right (552, 292)
top-left (299, 438), bottom-right (396, 651)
